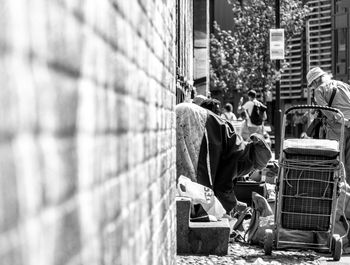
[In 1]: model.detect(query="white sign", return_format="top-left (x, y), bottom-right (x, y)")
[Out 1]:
top-left (270, 29), bottom-right (285, 60)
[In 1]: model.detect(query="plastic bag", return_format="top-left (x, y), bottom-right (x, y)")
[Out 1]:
top-left (249, 215), bottom-right (274, 246)
top-left (177, 175), bottom-right (226, 219)
top-left (247, 192), bottom-right (274, 245)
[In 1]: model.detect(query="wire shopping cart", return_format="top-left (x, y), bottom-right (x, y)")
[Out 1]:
top-left (264, 105), bottom-right (346, 261)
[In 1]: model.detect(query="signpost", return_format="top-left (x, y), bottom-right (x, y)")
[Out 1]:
top-left (271, 0), bottom-right (282, 159)
top-left (270, 29), bottom-right (285, 60)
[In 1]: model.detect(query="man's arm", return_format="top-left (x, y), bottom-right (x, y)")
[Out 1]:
top-left (314, 88), bottom-right (338, 122)
top-left (315, 86), bottom-right (349, 126)
top-left (314, 88), bottom-right (328, 107)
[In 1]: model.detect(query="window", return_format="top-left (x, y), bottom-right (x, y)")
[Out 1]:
top-left (335, 28), bottom-right (347, 75)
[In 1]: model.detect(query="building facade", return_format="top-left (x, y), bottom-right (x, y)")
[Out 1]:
top-left (307, 0), bottom-right (332, 73)
top-left (193, 0), bottom-right (211, 96)
top-left (332, 0), bottom-right (350, 83)
top-left (282, 0), bottom-right (332, 106)
top-left (176, 0), bottom-right (211, 102)
top-left (281, 34), bottom-right (305, 100)
top-left (176, 0), bottom-right (194, 103)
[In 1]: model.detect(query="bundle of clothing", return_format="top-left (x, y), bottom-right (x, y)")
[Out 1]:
top-left (176, 102), bottom-right (272, 214)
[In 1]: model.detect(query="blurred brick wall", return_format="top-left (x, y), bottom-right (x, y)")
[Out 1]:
top-left (0, 1), bottom-right (177, 265)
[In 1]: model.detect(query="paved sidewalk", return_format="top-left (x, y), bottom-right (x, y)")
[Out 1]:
top-left (177, 242), bottom-right (350, 264)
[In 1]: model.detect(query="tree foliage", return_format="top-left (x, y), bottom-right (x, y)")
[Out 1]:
top-left (210, 0), bottom-right (310, 96)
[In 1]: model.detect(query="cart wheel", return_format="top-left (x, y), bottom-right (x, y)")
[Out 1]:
top-left (332, 234), bottom-right (342, 261)
top-left (264, 229), bottom-right (273, 255)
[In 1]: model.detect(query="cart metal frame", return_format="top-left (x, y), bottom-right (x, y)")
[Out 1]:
top-left (264, 105), bottom-right (345, 261)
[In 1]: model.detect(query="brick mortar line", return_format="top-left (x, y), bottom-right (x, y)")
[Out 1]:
top-left (0, 131), bottom-right (78, 145)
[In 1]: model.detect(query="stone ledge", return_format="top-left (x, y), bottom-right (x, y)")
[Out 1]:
top-left (188, 218), bottom-right (230, 255)
top-left (176, 196), bottom-right (230, 256)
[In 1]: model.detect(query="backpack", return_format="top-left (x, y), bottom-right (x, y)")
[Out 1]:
top-left (249, 103), bottom-right (266, 126)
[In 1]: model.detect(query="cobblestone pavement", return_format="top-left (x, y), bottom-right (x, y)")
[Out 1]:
top-left (177, 242), bottom-right (328, 264)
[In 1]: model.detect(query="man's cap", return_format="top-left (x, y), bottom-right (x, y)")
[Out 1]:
top-left (306, 67), bottom-right (327, 86)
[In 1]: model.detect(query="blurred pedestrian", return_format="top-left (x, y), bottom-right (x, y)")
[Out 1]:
top-left (292, 111), bottom-right (307, 138)
top-left (238, 90), bottom-right (267, 141)
top-left (307, 67), bottom-right (350, 184)
top-left (306, 109), bottom-right (323, 139)
top-left (264, 87), bottom-right (273, 125)
top-left (221, 103), bottom-right (237, 122)
top-left (319, 116), bottom-right (328, 139)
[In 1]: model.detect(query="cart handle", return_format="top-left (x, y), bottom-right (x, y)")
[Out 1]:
top-left (285, 105), bottom-right (343, 115)
top-left (280, 104), bottom-right (345, 171)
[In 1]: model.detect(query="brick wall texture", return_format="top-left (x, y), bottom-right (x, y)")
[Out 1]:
top-left (0, 1), bottom-right (177, 265)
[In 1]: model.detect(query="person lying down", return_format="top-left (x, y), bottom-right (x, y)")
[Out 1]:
top-left (176, 102), bottom-right (272, 214)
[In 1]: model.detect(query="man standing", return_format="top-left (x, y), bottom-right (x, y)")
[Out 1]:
top-left (238, 90), bottom-right (267, 141)
top-left (307, 67), bottom-right (350, 184)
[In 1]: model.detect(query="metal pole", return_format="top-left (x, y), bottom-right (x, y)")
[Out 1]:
top-left (274, 0), bottom-right (282, 159)
top-left (306, 20), bottom-right (311, 127)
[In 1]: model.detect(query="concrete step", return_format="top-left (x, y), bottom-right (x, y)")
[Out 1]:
top-left (176, 197), bottom-right (230, 256)
top-left (188, 219), bottom-right (230, 255)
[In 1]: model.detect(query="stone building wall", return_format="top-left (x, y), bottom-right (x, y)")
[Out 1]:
top-left (0, 1), bottom-right (177, 265)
